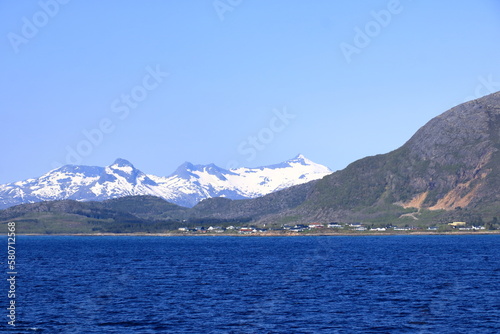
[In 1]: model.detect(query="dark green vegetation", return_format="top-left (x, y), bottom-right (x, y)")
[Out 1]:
top-left (0, 196), bottom-right (251, 234)
top-left (1, 92), bottom-right (499, 233)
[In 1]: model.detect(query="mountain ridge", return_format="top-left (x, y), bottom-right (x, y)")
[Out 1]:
top-left (182, 92), bottom-right (500, 224)
top-left (0, 155), bottom-right (332, 209)
top-left (2, 92), bottom-right (499, 231)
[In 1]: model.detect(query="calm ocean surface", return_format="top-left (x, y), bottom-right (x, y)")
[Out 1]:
top-left (1, 235), bottom-right (499, 333)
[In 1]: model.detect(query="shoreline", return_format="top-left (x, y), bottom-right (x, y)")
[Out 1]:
top-left (16, 231), bottom-right (500, 237)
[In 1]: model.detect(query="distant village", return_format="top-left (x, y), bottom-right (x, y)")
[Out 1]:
top-left (176, 221), bottom-right (488, 234)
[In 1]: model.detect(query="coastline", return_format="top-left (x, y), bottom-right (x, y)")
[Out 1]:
top-left (16, 231), bottom-right (500, 237)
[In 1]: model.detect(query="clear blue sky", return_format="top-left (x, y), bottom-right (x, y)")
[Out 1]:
top-left (1, 0), bottom-right (499, 183)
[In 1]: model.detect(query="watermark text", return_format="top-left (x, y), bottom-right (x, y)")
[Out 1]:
top-left (340, 0), bottom-right (403, 64)
top-left (213, 0), bottom-right (243, 21)
top-left (52, 65), bottom-right (168, 168)
top-left (226, 107), bottom-right (295, 169)
top-left (6, 222), bottom-right (17, 327)
top-left (8, 0), bottom-right (71, 54)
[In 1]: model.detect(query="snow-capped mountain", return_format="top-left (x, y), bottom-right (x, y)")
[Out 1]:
top-left (0, 155), bottom-right (332, 209)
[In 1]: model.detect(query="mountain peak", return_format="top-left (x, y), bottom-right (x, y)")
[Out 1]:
top-left (288, 154), bottom-right (310, 164)
top-left (281, 154), bottom-right (317, 167)
top-left (169, 162), bottom-right (196, 179)
top-left (0, 154), bottom-right (332, 209)
top-left (294, 154), bottom-right (306, 160)
top-left (111, 158), bottom-right (134, 168)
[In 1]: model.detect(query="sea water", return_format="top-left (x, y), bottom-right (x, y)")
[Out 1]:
top-left (1, 235), bottom-right (499, 333)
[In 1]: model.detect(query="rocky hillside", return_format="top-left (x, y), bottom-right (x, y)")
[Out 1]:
top-left (2, 92), bottom-right (499, 229)
top-left (191, 92), bottom-right (500, 224)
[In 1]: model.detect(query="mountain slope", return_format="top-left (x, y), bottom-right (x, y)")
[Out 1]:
top-left (0, 155), bottom-right (332, 209)
top-left (149, 154), bottom-right (331, 206)
top-left (309, 92), bottom-right (499, 210)
top-left (191, 92), bottom-right (500, 224)
top-left (3, 93), bottom-right (498, 229)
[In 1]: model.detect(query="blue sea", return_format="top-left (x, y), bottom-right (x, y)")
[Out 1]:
top-left (1, 235), bottom-right (500, 333)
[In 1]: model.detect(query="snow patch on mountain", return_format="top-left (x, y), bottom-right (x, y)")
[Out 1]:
top-left (0, 155), bottom-right (332, 209)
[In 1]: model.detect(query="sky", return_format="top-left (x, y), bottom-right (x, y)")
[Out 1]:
top-left (1, 0), bottom-right (499, 184)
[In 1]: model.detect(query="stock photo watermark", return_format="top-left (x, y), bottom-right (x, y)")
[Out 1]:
top-left (464, 74), bottom-right (500, 103)
top-left (7, 0), bottom-right (71, 54)
top-left (213, 0), bottom-right (243, 21)
top-left (340, 0), bottom-right (404, 64)
top-left (226, 107), bottom-right (295, 170)
top-left (6, 222), bottom-right (17, 327)
top-left (52, 65), bottom-right (168, 168)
